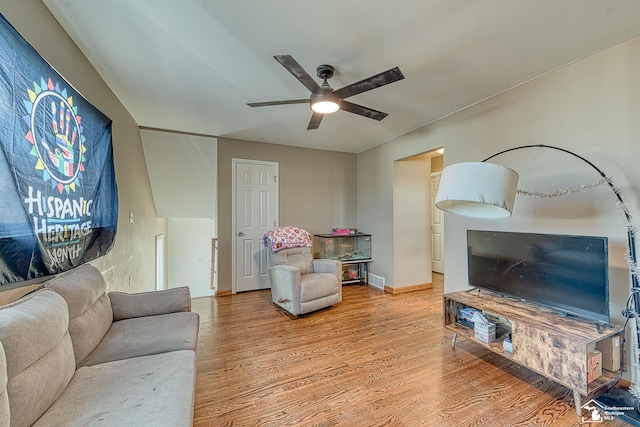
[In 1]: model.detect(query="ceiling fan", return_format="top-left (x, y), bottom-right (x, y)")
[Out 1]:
top-left (248, 55), bottom-right (405, 130)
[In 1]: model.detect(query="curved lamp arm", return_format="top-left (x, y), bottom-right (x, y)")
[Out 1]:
top-left (436, 143), bottom-right (639, 323)
top-left (483, 144), bottom-right (633, 229)
top-left (483, 144), bottom-right (638, 293)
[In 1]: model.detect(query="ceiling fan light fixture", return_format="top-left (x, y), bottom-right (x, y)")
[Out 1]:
top-left (311, 98), bottom-right (340, 114)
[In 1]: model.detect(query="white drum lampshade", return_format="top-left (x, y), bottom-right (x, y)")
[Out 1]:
top-left (435, 162), bottom-right (519, 219)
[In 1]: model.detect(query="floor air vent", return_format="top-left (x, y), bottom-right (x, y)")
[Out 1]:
top-left (367, 273), bottom-right (385, 289)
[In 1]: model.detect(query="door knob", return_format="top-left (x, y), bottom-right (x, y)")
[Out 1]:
top-left (237, 232), bottom-right (244, 237)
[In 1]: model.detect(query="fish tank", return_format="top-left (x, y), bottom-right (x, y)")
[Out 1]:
top-left (313, 233), bottom-right (372, 261)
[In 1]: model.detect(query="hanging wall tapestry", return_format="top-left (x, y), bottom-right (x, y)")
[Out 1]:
top-left (0, 14), bottom-right (118, 286)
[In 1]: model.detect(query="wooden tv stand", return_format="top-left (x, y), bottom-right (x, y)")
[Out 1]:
top-left (444, 290), bottom-right (625, 416)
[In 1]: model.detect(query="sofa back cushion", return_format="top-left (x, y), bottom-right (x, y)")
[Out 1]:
top-left (270, 246), bottom-right (314, 274)
top-left (109, 287), bottom-right (192, 321)
top-left (44, 264), bottom-right (113, 367)
top-left (0, 340), bottom-right (9, 427)
top-left (0, 289), bottom-right (75, 427)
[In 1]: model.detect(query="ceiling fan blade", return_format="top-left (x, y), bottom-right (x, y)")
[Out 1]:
top-left (274, 55), bottom-right (322, 94)
top-left (340, 101), bottom-right (388, 121)
top-left (247, 99), bottom-right (309, 107)
top-left (307, 112), bottom-right (324, 130)
top-left (334, 67), bottom-right (404, 100)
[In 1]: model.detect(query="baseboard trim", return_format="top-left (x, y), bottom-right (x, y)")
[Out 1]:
top-left (216, 289), bottom-right (232, 297)
top-left (384, 282), bottom-right (433, 294)
top-left (618, 378), bottom-right (633, 389)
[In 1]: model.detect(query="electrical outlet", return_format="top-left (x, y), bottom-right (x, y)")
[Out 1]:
top-left (128, 275), bottom-right (132, 286)
top-left (129, 212), bottom-right (134, 223)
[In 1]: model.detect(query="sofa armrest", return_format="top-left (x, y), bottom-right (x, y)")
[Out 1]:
top-left (0, 340), bottom-right (9, 427)
top-left (313, 259), bottom-right (342, 278)
top-left (109, 287), bottom-right (192, 321)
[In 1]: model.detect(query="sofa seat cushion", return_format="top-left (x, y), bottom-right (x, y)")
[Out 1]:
top-left (32, 350), bottom-right (196, 427)
top-left (300, 273), bottom-right (339, 303)
top-left (0, 289), bottom-right (75, 427)
top-left (79, 311), bottom-right (199, 367)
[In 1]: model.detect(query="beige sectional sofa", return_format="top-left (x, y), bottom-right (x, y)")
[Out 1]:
top-left (0, 264), bottom-right (199, 427)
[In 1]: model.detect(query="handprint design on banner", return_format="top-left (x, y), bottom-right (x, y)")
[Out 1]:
top-left (25, 78), bottom-right (85, 194)
top-left (47, 100), bottom-right (77, 177)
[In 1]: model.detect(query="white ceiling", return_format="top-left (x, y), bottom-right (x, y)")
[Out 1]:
top-left (43, 0), bottom-right (640, 153)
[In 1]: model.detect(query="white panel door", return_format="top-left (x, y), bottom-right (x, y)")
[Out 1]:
top-left (431, 172), bottom-right (444, 273)
top-left (233, 159), bottom-right (278, 292)
top-left (155, 234), bottom-right (165, 290)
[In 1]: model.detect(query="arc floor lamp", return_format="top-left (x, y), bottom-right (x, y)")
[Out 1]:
top-left (435, 144), bottom-right (640, 408)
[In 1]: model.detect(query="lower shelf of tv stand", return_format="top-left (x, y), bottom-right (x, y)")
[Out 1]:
top-left (444, 290), bottom-right (625, 416)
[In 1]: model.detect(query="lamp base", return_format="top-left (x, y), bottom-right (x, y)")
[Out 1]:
top-left (595, 388), bottom-right (640, 425)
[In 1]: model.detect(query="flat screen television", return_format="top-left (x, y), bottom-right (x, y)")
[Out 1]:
top-left (467, 230), bottom-right (610, 324)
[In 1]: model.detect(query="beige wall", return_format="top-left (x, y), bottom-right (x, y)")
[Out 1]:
top-left (392, 154), bottom-right (432, 288)
top-left (167, 218), bottom-right (215, 298)
top-left (140, 130), bottom-right (217, 218)
top-left (140, 130), bottom-right (217, 298)
top-left (359, 34), bottom-right (640, 374)
top-left (357, 132), bottom-right (444, 286)
top-left (217, 137), bottom-right (357, 292)
top-left (1, 2), bottom-right (166, 297)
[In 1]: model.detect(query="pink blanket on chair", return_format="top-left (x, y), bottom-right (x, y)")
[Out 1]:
top-left (262, 226), bottom-right (312, 253)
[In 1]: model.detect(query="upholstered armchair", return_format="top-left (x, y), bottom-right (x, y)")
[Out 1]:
top-left (268, 246), bottom-right (342, 316)
top-left (264, 226), bottom-right (342, 316)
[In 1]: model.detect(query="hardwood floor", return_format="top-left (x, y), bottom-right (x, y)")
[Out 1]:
top-left (191, 275), bottom-right (628, 426)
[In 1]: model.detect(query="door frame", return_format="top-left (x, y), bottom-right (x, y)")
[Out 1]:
top-left (431, 171), bottom-right (444, 273)
top-left (231, 158), bottom-right (279, 294)
top-left (155, 234), bottom-right (165, 291)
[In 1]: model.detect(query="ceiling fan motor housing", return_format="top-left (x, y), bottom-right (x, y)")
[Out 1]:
top-left (311, 64), bottom-right (340, 113)
top-left (316, 64), bottom-right (335, 80)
